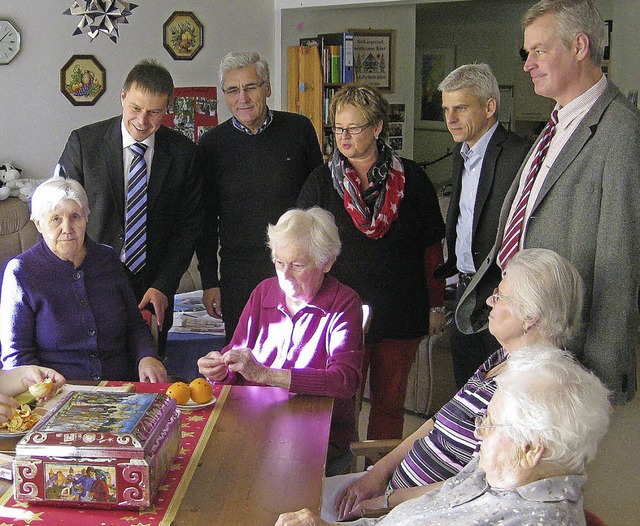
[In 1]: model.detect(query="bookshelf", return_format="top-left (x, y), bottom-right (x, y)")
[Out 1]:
top-left (288, 33), bottom-right (355, 157)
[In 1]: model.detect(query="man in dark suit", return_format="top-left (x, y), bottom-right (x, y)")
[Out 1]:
top-left (59, 59), bottom-right (202, 356)
top-left (457, 0), bottom-right (640, 404)
top-left (435, 63), bottom-right (531, 387)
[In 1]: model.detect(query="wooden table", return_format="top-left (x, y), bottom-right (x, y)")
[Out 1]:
top-left (0, 385), bottom-right (333, 526)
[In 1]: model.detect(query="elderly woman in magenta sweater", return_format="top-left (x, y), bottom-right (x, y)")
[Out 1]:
top-left (0, 176), bottom-right (167, 383)
top-left (198, 207), bottom-right (364, 474)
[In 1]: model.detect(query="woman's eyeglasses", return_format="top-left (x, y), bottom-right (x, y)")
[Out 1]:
top-left (331, 123), bottom-right (372, 136)
top-left (490, 288), bottom-right (511, 303)
top-left (474, 411), bottom-right (512, 432)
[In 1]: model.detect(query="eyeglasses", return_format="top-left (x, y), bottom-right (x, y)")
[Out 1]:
top-left (222, 81), bottom-right (266, 98)
top-left (490, 287), bottom-right (511, 303)
top-left (474, 411), bottom-right (511, 432)
top-left (331, 123), bottom-right (372, 136)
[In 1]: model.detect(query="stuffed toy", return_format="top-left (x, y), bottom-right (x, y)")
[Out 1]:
top-left (0, 162), bottom-right (42, 202)
top-left (0, 162), bottom-right (21, 201)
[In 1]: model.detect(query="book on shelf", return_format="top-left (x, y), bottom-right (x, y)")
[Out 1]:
top-left (329, 45), bottom-right (342, 83)
top-left (342, 32), bottom-right (354, 83)
top-left (318, 33), bottom-right (345, 83)
top-left (311, 32), bottom-right (355, 84)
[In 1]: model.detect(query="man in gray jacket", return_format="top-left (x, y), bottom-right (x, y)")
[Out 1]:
top-left (457, 0), bottom-right (640, 403)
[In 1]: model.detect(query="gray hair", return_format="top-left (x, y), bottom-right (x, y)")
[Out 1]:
top-left (504, 248), bottom-right (583, 347)
top-left (30, 176), bottom-right (90, 223)
top-left (522, 0), bottom-right (606, 65)
top-left (496, 344), bottom-right (610, 473)
top-left (267, 207), bottom-right (341, 268)
top-left (438, 63), bottom-right (501, 113)
top-left (218, 51), bottom-right (270, 87)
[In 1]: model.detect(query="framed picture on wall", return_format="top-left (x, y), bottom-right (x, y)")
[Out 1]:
top-left (415, 47), bottom-right (456, 129)
top-left (60, 55), bottom-right (106, 106)
top-left (163, 11), bottom-right (204, 61)
top-left (350, 29), bottom-right (395, 91)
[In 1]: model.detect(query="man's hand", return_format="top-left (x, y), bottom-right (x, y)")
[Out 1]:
top-left (274, 508), bottom-right (334, 526)
top-left (198, 351), bottom-right (229, 381)
top-left (138, 357), bottom-right (168, 383)
top-left (429, 310), bottom-right (447, 336)
top-left (202, 287), bottom-right (222, 318)
top-left (139, 288), bottom-right (169, 329)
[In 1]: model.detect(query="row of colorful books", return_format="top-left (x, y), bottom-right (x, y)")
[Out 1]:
top-left (300, 32), bottom-right (354, 84)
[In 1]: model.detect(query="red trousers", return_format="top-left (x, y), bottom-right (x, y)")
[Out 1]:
top-left (363, 337), bottom-right (421, 440)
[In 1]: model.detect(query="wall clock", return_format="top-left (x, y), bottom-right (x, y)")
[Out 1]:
top-left (0, 20), bottom-right (21, 65)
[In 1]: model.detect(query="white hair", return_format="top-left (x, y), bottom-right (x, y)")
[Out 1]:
top-left (30, 176), bottom-right (90, 223)
top-left (497, 344), bottom-right (610, 473)
top-left (267, 207), bottom-right (341, 268)
top-left (505, 248), bottom-right (584, 347)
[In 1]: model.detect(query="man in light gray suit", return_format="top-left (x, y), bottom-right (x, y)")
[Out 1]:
top-left (457, 0), bottom-right (640, 403)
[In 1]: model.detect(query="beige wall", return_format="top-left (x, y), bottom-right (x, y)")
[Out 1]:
top-left (0, 0), bottom-right (274, 179)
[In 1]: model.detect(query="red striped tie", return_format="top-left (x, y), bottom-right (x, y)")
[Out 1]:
top-left (496, 110), bottom-right (559, 270)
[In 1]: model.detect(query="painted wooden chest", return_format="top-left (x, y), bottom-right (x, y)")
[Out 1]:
top-left (13, 390), bottom-right (180, 509)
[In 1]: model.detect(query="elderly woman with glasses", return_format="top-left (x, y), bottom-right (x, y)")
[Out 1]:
top-left (276, 344), bottom-right (610, 526)
top-left (198, 207), bottom-right (364, 474)
top-left (320, 247), bottom-right (584, 521)
top-left (0, 176), bottom-right (167, 383)
top-left (298, 84), bottom-right (446, 443)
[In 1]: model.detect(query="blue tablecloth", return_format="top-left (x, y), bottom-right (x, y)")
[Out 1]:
top-left (165, 331), bottom-right (226, 381)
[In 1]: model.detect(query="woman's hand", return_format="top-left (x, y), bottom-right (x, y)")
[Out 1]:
top-left (198, 351), bottom-right (229, 381)
top-left (335, 470), bottom-right (388, 520)
top-left (429, 310), bottom-right (446, 336)
top-left (18, 365), bottom-right (66, 401)
top-left (138, 357), bottom-right (168, 383)
top-left (222, 349), bottom-right (266, 383)
top-left (274, 509), bottom-right (333, 526)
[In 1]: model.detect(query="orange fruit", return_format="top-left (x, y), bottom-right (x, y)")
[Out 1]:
top-left (166, 382), bottom-right (191, 405)
top-left (189, 378), bottom-right (214, 404)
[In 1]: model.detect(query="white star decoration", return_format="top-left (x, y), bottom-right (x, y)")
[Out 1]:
top-left (64, 0), bottom-right (138, 43)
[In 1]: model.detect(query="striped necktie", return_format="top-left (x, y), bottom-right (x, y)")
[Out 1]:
top-left (496, 110), bottom-right (559, 270)
top-left (124, 142), bottom-right (148, 274)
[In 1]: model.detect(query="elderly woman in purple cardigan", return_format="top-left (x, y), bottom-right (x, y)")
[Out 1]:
top-left (198, 207), bottom-right (364, 475)
top-left (0, 176), bottom-right (167, 383)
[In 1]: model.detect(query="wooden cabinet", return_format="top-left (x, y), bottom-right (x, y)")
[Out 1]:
top-left (288, 45), bottom-right (349, 157)
top-left (288, 45), bottom-right (324, 150)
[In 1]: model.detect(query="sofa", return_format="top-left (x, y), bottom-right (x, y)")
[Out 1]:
top-left (0, 197), bottom-right (38, 293)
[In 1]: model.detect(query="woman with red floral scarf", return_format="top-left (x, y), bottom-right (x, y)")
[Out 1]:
top-left (298, 84), bottom-right (445, 452)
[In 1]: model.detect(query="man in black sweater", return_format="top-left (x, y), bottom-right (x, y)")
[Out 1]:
top-left (196, 51), bottom-right (324, 341)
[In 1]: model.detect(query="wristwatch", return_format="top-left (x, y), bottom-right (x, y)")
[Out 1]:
top-left (382, 486), bottom-right (395, 509)
top-left (430, 306), bottom-right (446, 314)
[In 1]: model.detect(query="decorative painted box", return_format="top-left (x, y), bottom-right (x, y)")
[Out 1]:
top-left (13, 390), bottom-right (180, 509)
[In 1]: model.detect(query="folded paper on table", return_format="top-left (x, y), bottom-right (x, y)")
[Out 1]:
top-left (172, 290), bottom-right (225, 335)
